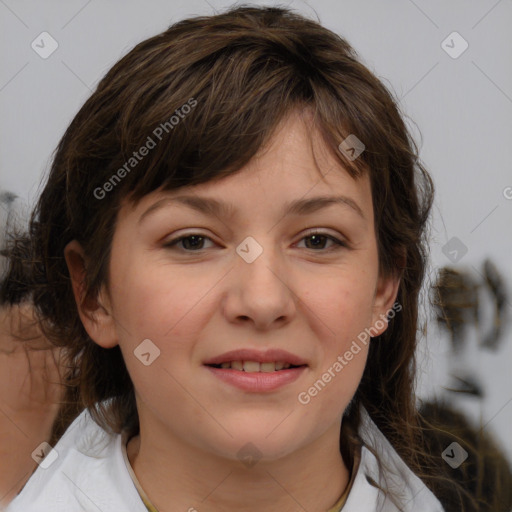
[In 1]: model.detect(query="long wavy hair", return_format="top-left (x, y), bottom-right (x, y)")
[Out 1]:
top-left (3, 5), bottom-right (482, 510)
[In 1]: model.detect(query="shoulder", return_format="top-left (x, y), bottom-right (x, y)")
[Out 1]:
top-left (7, 408), bottom-right (147, 512)
top-left (341, 407), bottom-right (445, 512)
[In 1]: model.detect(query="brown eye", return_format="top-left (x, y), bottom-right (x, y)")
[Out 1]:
top-left (164, 234), bottom-right (214, 251)
top-left (297, 232), bottom-right (346, 251)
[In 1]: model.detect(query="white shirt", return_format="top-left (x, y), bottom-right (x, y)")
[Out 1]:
top-left (7, 406), bottom-right (444, 512)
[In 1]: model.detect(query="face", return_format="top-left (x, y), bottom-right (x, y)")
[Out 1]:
top-left (68, 109), bottom-right (399, 462)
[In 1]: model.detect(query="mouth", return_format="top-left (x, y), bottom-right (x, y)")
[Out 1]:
top-left (203, 348), bottom-right (308, 369)
top-left (203, 349), bottom-right (308, 392)
top-left (205, 361), bottom-right (306, 372)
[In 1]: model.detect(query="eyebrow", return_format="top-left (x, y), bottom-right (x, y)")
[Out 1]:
top-left (138, 194), bottom-right (365, 224)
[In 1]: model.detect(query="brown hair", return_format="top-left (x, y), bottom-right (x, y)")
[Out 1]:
top-left (419, 399), bottom-right (512, 511)
top-left (4, 5), bottom-right (481, 509)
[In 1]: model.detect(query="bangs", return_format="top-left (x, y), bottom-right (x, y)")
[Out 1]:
top-left (83, 21), bottom-right (371, 208)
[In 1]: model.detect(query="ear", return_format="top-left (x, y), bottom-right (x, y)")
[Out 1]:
top-left (64, 240), bottom-right (118, 349)
top-left (370, 268), bottom-right (402, 337)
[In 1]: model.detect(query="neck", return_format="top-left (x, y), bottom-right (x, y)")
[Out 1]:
top-left (126, 420), bottom-right (350, 512)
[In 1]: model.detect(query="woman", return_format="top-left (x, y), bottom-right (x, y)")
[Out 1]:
top-left (5, 6), bottom-right (483, 511)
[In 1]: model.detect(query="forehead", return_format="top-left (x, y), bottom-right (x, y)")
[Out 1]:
top-left (235, 109), bottom-right (368, 194)
top-left (120, 109), bottom-right (373, 223)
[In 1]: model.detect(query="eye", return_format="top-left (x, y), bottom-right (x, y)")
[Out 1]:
top-left (296, 231), bottom-right (346, 252)
top-left (163, 231), bottom-right (347, 253)
top-left (163, 234), bottom-right (215, 251)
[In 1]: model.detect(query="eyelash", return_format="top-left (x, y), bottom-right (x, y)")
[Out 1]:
top-left (163, 230), bottom-right (347, 253)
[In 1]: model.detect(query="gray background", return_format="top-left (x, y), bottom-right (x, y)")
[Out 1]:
top-left (1, 0), bottom-right (511, 462)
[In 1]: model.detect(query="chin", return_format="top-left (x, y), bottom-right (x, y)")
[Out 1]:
top-left (223, 427), bottom-right (306, 462)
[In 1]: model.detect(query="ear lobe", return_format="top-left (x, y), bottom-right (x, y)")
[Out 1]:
top-left (64, 240), bottom-right (118, 349)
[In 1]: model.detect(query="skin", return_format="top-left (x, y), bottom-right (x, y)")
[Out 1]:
top-left (66, 108), bottom-right (400, 512)
top-left (0, 303), bottom-right (63, 509)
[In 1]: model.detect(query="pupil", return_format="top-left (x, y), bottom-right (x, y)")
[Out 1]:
top-left (306, 235), bottom-right (326, 249)
top-left (184, 236), bottom-right (203, 250)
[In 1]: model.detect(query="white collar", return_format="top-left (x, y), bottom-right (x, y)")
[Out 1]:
top-left (7, 406), bottom-right (445, 512)
top-left (338, 406), bottom-right (445, 511)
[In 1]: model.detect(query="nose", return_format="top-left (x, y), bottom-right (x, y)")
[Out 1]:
top-left (221, 240), bottom-right (297, 331)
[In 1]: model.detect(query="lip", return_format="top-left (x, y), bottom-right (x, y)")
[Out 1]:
top-left (203, 348), bottom-right (308, 366)
top-left (205, 365), bottom-right (307, 392)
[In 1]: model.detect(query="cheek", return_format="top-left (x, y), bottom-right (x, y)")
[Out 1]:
top-left (109, 257), bottom-right (218, 349)
top-left (302, 264), bottom-right (377, 342)
top-left (110, 262), bottom-right (214, 404)
top-left (295, 264), bottom-right (375, 403)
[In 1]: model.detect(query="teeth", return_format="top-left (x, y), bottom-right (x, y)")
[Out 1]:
top-left (231, 360), bottom-right (244, 371)
top-left (216, 361), bottom-right (295, 372)
top-left (260, 362), bottom-right (276, 372)
top-left (243, 361), bottom-right (260, 373)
